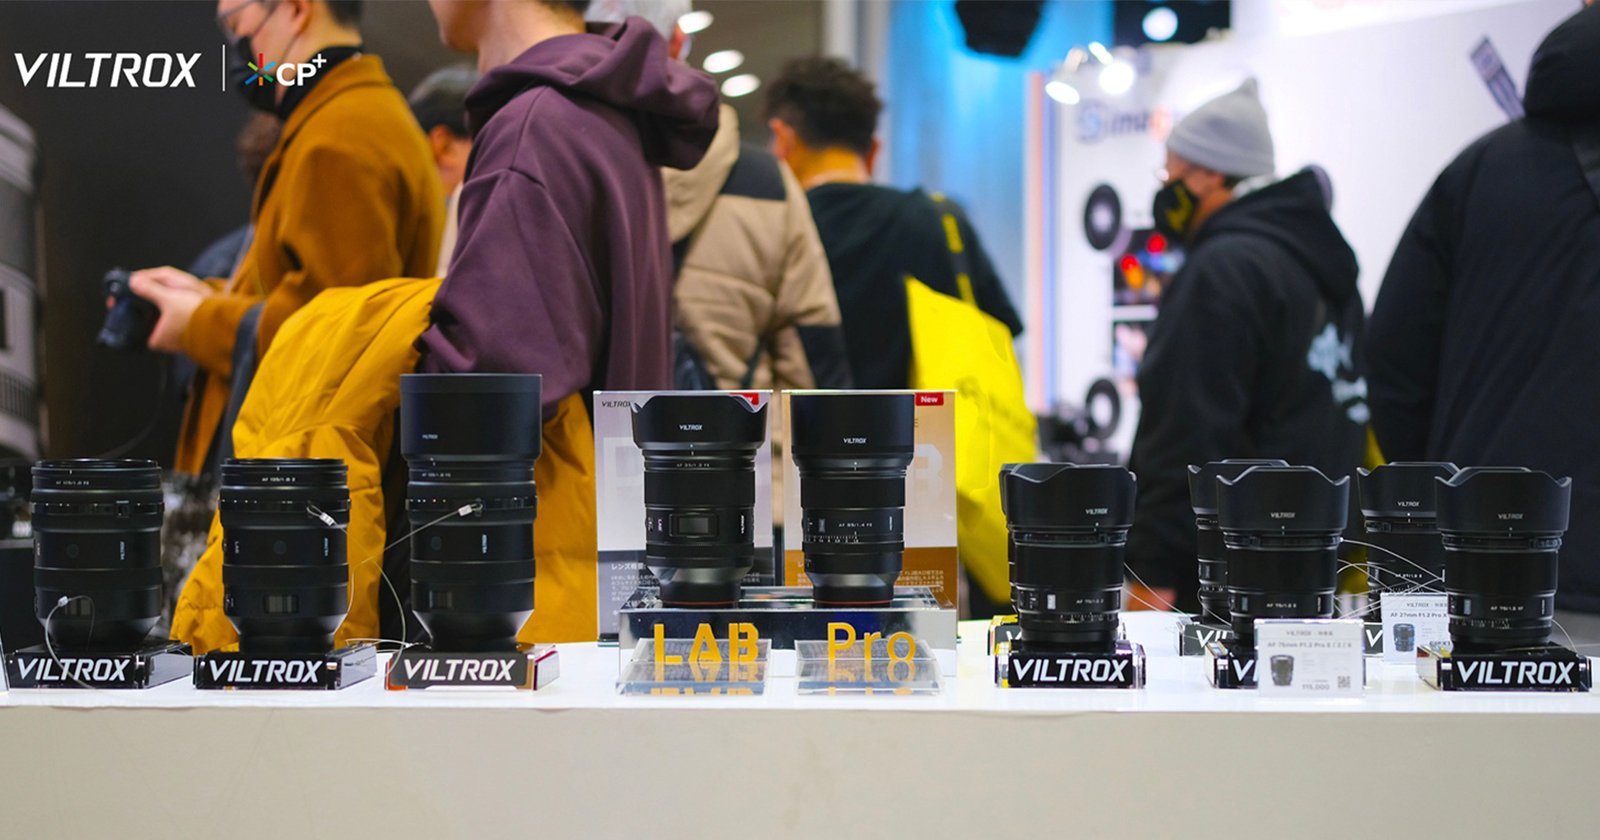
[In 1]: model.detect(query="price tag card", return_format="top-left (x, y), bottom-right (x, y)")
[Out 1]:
top-left (1254, 619), bottom-right (1364, 697)
top-left (1381, 593), bottom-right (1449, 665)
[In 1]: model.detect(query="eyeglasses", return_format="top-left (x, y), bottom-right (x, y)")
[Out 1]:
top-left (216, 0), bottom-right (268, 37)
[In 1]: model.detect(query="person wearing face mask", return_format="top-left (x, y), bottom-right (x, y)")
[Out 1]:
top-left (123, 0), bottom-right (443, 481)
top-left (1124, 79), bottom-right (1368, 612)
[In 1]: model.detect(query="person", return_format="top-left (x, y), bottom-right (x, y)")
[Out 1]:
top-left (158, 110), bottom-right (282, 637)
top-left (417, 0), bottom-right (719, 642)
top-left (417, 0), bottom-right (716, 394)
top-left (126, 0), bottom-right (443, 479)
top-left (762, 56), bottom-right (1021, 390)
top-left (187, 112), bottom-right (282, 281)
top-left (172, 0), bottom-right (718, 653)
top-left (1123, 79), bottom-right (1368, 612)
top-left (586, 0), bottom-right (850, 392)
top-left (408, 64), bottom-right (479, 276)
top-left (1368, 5), bottom-right (1600, 622)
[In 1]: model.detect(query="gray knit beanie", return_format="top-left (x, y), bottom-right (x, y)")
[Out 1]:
top-left (1167, 78), bottom-right (1275, 178)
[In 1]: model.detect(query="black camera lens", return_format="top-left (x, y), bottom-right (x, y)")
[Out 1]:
top-left (1357, 462), bottom-right (1457, 613)
top-left (1001, 463), bottom-right (1135, 653)
top-left (790, 393), bottom-right (915, 607)
top-left (97, 268), bottom-right (158, 353)
top-left (631, 394), bottom-right (767, 608)
top-left (1269, 654), bottom-right (1295, 686)
top-left (1217, 465), bottom-right (1348, 649)
top-left (1393, 622), bottom-right (1415, 652)
top-left (219, 458), bottom-right (349, 653)
top-left (401, 373), bottom-right (541, 652)
top-left (31, 459), bottom-right (163, 650)
top-left (1436, 467), bottom-right (1570, 652)
top-left (1189, 459), bottom-right (1288, 624)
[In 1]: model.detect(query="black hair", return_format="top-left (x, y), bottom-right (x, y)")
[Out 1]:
top-left (763, 56), bottom-right (883, 158)
top-left (325, 0), bottom-right (361, 27)
top-left (544, 0), bottom-right (592, 16)
top-left (409, 65), bottom-right (479, 137)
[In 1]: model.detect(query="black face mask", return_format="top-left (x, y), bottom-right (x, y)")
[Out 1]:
top-left (227, 34), bottom-right (280, 113)
top-left (1152, 179), bottom-right (1199, 242)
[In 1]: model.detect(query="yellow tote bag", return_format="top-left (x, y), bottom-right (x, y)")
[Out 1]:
top-left (906, 265), bottom-right (1038, 603)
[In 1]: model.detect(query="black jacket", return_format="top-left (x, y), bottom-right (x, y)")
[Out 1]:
top-left (1126, 170), bottom-right (1369, 598)
top-left (1368, 5), bottom-right (1600, 610)
top-left (807, 184), bottom-right (1023, 389)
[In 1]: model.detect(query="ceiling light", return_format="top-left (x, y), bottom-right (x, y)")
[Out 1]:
top-left (1087, 42), bottom-right (1114, 64)
top-left (678, 10), bottom-right (713, 35)
top-left (702, 49), bottom-right (744, 75)
top-left (1142, 7), bottom-right (1179, 43)
top-left (1098, 61), bottom-right (1136, 96)
top-left (721, 74), bottom-right (760, 98)
top-left (1045, 80), bottom-right (1080, 105)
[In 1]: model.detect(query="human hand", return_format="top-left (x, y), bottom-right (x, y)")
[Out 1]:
top-left (129, 267), bottom-right (212, 353)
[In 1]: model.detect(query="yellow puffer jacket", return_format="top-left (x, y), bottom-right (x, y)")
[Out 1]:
top-left (171, 277), bottom-right (598, 653)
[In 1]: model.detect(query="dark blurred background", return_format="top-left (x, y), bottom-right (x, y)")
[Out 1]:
top-left (0, 0), bottom-right (828, 465)
top-left (2, 0), bottom-right (1072, 467)
top-left (0, 0), bottom-right (461, 463)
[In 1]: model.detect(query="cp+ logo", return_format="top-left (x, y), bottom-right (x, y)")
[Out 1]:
top-left (245, 51), bottom-right (326, 87)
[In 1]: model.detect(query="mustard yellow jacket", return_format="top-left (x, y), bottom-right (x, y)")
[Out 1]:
top-left (174, 55), bottom-right (443, 476)
top-left (171, 278), bottom-right (599, 652)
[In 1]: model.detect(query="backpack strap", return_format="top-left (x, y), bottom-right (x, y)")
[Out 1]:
top-left (928, 193), bottom-right (978, 307)
top-left (1572, 122), bottom-right (1600, 214)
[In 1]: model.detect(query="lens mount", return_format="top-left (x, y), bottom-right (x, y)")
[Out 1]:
top-left (1001, 463), bottom-right (1135, 652)
top-left (31, 459), bottom-right (164, 650)
top-left (791, 393), bottom-right (915, 607)
top-left (632, 394), bottom-right (767, 607)
top-left (402, 374), bottom-right (542, 652)
top-left (1217, 465), bottom-right (1348, 648)
top-left (1437, 466), bottom-right (1571, 651)
top-left (1188, 459), bottom-right (1287, 623)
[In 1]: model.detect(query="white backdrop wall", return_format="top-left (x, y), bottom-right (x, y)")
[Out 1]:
top-left (1028, 0), bottom-right (1578, 450)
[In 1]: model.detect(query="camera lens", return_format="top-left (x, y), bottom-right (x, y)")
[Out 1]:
top-left (1001, 463), bottom-right (1135, 653)
top-left (790, 393), bottom-right (915, 607)
top-left (31, 459), bottom-right (163, 650)
top-left (97, 268), bottom-right (158, 353)
top-left (1436, 466), bottom-right (1570, 651)
top-left (631, 394), bottom-right (767, 608)
top-left (219, 458), bottom-right (349, 653)
top-left (1217, 465), bottom-right (1348, 649)
top-left (1189, 459), bottom-right (1288, 624)
top-left (1269, 654), bottom-right (1295, 686)
top-left (1393, 622), bottom-right (1415, 652)
top-left (401, 373), bottom-right (541, 652)
top-left (1357, 462), bottom-right (1457, 613)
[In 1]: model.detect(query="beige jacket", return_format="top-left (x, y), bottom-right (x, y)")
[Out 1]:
top-left (664, 104), bottom-right (850, 393)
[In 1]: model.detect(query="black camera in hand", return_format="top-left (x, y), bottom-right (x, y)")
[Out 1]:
top-left (98, 268), bottom-right (157, 352)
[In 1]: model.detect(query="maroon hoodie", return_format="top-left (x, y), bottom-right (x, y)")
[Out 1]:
top-left (417, 18), bottom-right (719, 411)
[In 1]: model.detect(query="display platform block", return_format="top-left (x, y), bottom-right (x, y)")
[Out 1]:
top-left (619, 638), bottom-right (770, 695)
top-left (796, 636), bottom-right (942, 695)
top-left (384, 646), bottom-right (559, 690)
top-left (5, 641), bottom-right (192, 689)
top-left (1418, 642), bottom-right (1592, 692)
top-left (1176, 618), bottom-right (1233, 656)
top-left (617, 585), bottom-right (957, 675)
top-left (1204, 641), bottom-right (1258, 689)
top-left (996, 639), bottom-right (1146, 689)
top-left (194, 643), bottom-right (376, 690)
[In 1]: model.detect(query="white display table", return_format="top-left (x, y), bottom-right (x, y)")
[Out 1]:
top-left (2, 613), bottom-right (1594, 839)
